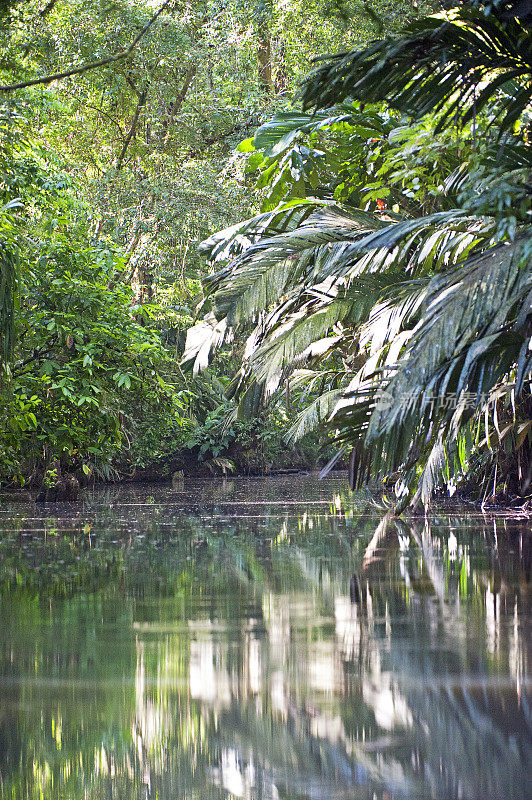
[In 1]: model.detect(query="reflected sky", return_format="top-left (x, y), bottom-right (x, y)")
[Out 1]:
top-left (0, 475), bottom-right (530, 799)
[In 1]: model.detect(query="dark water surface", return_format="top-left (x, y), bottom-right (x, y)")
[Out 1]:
top-left (0, 475), bottom-right (530, 799)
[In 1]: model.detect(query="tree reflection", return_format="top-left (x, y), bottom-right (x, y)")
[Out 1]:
top-left (0, 480), bottom-right (530, 799)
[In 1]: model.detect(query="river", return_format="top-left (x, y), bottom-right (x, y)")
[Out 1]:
top-left (0, 475), bottom-right (530, 799)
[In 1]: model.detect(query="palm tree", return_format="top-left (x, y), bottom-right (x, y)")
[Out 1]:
top-left (186, 0), bottom-right (532, 508)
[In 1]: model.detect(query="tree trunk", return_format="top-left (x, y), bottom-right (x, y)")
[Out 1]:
top-left (257, 27), bottom-right (272, 95)
top-left (274, 38), bottom-right (288, 95)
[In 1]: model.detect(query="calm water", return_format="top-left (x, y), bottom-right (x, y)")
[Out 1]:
top-left (0, 475), bottom-right (530, 800)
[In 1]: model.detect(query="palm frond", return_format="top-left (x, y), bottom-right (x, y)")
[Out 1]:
top-left (333, 234), bottom-right (532, 502)
top-left (199, 201), bottom-right (318, 267)
top-left (205, 206), bottom-right (384, 327)
top-left (301, 6), bottom-right (532, 133)
top-left (378, 234), bottom-right (532, 438)
top-left (251, 297), bottom-right (349, 393)
top-left (204, 207), bottom-right (496, 332)
top-left (249, 272), bottom-right (427, 392)
top-left (181, 313), bottom-right (229, 375)
top-left (285, 387), bottom-right (344, 444)
top-left (412, 440), bottom-right (447, 508)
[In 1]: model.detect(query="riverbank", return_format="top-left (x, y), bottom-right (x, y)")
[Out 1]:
top-left (1, 470), bottom-right (532, 518)
top-left (0, 440), bottom-right (336, 501)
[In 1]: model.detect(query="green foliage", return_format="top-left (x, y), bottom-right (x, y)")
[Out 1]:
top-left (0, 203), bottom-right (18, 362)
top-left (5, 0), bottom-right (519, 486)
top-left (0, 249), bottom-right (185, 481)
top-left (184, 401), bottom-right (308, 472)
top-left (0, 125), bottom-right (189, 483)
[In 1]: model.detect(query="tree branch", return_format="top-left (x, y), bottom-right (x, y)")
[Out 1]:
top-left (0, 0), bottom-right (173, 92)
top-left (115, 84), bottom-right (149, 170)
top-left (186, 118), bottom-right (255, 159)
top-left (12, 344), bottom-right (55, 377)
top-left (162, 63), bottom-right (196, 144)
top-left (39, 0), bottom-right (59, 18)
top-left (64, 91), bottom-right (126, 139)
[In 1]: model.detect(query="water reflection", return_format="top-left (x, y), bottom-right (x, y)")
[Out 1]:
top-left (0, 476), bottom-right (530, 799)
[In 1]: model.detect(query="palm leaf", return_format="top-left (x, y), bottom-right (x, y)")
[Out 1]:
top-left (333, 234), bottom-right (532, 502)
top-left (285, 387), bottom-right (344, 444)
top-left (206, 206), bottom-right (385, 327)
top-left (199, 201), bottom-right (318, 267)
top-left (378, 234), bottom-right (532, 438)
top-left (181, 313), bottom-right (228, 375)
top-left (301, 7), bottom-right (532, 133)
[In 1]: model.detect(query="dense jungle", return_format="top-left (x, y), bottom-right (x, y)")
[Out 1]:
top-left (0, 0), bottom-right (531, 509)
top-left (0, 4), bottom-right (531, 800)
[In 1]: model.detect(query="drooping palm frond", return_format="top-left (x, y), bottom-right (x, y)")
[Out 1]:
top-left (247, 271), bottom-right (433, 394)
top-left (301, 4), bottom-right (532, 133)
top-left (181, 312), bottom-right (229, 375)
top-left (374, 236), bottom-right (530, 431)
top-left (186, 194), bottom-right (500, 437)
top-left (249, 295), bottom-right (349, 394)
top-left (285, 386), bottom-right (345, 444)
top-left (202, 204), bottom-right (495, 330)
top-left (190, 163), bottom-right (529, 504)
top-left (205, 206), bottom-right (386, 328)
top-left (332, 233), bottom-right (532, 502)
top-left (188, 202), bottom-right (496, 382)
top-left (199, 201), bottom-right (319, 267)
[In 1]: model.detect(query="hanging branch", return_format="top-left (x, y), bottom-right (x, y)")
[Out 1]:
top-left (0, 0), bottom-right (173, 92)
